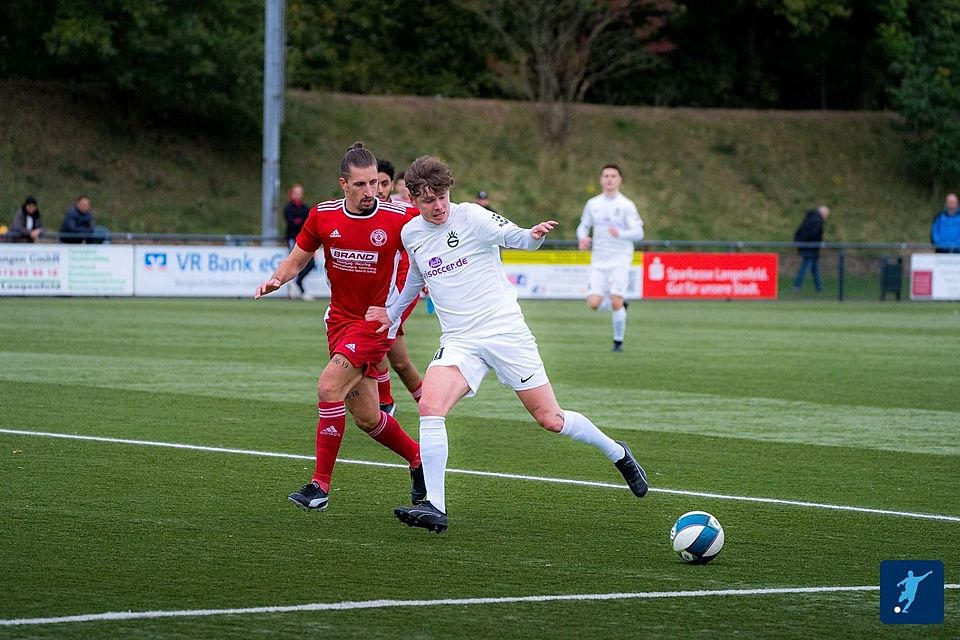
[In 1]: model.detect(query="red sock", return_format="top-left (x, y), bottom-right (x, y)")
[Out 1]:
top-left (312, 401), bottom-right (346, 492)
top-left (368, 411), bottom-right (421, 467)
top-left (377, 367), bottom-right (394, 405)
top-left (411, 382), bottom-right (422, 404)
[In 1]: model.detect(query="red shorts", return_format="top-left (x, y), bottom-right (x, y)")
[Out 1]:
top-left (327, 319), bottom-right (392, 377)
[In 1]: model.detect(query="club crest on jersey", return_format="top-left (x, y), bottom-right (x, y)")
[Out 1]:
top-left (429, 257), bottom-right (442, 268)
top-left (370, 228), bottom-right (387, 246)
top-left (446, 231), bottom-right (459, 248)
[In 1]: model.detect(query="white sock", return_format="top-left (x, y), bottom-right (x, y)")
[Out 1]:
top-left (612, 308), bottom-right (626, 342)
top-left (598, 296), bottom-right (612, 311)
top-left (559, 410), bottom-right (625, 462)
top-left (419, 416), bottom-right (448, 513)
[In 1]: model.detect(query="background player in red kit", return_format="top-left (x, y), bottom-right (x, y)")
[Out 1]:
top-left (374, 158), bottom-right (423, 416)
top-left (255, 142), bottom-right (424, 511)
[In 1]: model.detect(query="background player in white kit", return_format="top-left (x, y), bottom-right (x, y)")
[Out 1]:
top-left (577, 164), bottom-right (644, 352)
top-left (366, 155), bottom-right (649, 533)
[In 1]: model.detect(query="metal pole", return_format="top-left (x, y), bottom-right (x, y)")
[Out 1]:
top-left (261, 0), bottom-right (285, 246)
top-left (837, 249), bottom-right (845, 302)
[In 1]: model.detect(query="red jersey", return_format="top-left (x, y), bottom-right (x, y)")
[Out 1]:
top-left (395, 206), bottom-right (420, 288)
top-left (296, 198), bottom-right (412, 323)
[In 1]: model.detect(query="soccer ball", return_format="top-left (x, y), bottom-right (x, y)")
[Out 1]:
top-left (670, 511), bottom-right (724, 564)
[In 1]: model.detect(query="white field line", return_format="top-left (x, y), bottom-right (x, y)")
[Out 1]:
top-left (2, 428), bottom-right (959, 524)
top-left (3, 584), bottom-right (958, 627)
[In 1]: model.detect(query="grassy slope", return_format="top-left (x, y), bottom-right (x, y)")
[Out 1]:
top-left (0, 81), bottom-right (939, 241)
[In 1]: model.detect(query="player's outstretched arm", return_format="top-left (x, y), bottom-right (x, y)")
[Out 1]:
top-left (254, 245), bottom-right (314, 299)
top-left (501, 220), bottom-right (558, 251)
top-left (531, 220), bottom-right (558, 239)
top-left (255, 276), bottom-right (282, 299)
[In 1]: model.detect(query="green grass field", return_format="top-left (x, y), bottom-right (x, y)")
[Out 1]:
top-left (1, 297), bottom-right (958, 639)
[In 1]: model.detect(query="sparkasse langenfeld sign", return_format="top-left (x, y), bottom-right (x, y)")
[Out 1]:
top-left (643, 252), bottom-right (779, 299)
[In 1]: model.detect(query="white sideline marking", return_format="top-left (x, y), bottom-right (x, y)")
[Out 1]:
top-left (2, 428), bottom-right (959, 523)
top-left (3, 584), bottom-right (958, 627)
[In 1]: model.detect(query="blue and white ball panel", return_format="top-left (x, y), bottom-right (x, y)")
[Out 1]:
top-left (674, 511), bottom-right (713, 533)
top-left (671, 511), bottom-right (723, 563)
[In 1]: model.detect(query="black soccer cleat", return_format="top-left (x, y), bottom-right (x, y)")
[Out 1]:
top-left (410, 464), bottom-right (427, 505)
top-left (614, 440), bottom-right (648, 497)
top-left (394, 500), bottom-right (447, 533)
top-left (613, 340), bottom-right (624, 352)
top-left (288, 482), bottom-right (329, 511)
top-left (380, 402), bottom-right (397, 417)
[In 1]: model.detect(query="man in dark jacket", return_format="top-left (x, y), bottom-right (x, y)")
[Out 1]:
top-left (59, 196), bottom-right (96, 244)
top-left (283, 184), bottom-right (315, 299)
top-left (793, 205), bottom-right (830, 292)
top-left (11, 196), bottom-right (43, 242)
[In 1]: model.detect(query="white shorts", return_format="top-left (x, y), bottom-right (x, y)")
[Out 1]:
top-left (428, 329), bottom-right (549, 397)
top-left (588, 264), bottom-right (630, 298)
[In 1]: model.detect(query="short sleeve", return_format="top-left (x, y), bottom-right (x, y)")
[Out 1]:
top-left (295, 210), bottom-right (321, 252)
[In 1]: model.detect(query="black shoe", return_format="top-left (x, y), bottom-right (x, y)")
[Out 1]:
top-left (410, 464), bottom-right (427, 504)
top-left (614, 440), bottom-right (648, 497)
top-left (380, 402), bottom-right (397, 417)
top-left (394, 500), bottom-right (447, 533)
top-left (613, 341), bottom-right (624, 352)
top-left (288, 482), bottom-right (329, 511)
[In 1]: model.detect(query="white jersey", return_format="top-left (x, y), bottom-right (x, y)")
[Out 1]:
top-left (394, 202), bottom-right (542, 340)
top-left (576, 192), bottom-right (643, 267)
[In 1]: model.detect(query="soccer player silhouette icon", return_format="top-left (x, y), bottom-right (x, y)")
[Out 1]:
top-left (897, 570), bottom-right (933, 613)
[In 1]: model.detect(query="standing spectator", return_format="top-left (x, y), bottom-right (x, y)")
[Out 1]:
top-left (792, 205), bottom-right (830, 292)
top-left (475, 190), bottom-right (497, 213)
top-left (59, 196), bottom-right (96, 244)
top-left (576, 164), bottom-right (644, 353)
top-left (931, 193), bottom-right (960, 253)
top-left (283, 184), bottom-right (315, 299)
top-left (10, 196), bottom-right (43, 243)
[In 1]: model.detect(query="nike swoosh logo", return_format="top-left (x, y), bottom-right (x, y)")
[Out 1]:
top-left (520, 374), bottom-right (535, 383)
top-left (413, 243), bottom-right (425, 253)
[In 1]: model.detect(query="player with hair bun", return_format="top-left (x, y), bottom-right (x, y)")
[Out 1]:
top-left (256, 142), bottom-right (425, 512)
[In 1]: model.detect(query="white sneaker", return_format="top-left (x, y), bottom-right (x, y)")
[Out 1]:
top-left (301, 292), bottom-right (315, 301)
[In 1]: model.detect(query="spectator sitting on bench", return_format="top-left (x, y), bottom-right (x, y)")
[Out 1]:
top-left (60, 195), bottom-right (105, 244)
top-left (11, 196), bottom-right (43, 243)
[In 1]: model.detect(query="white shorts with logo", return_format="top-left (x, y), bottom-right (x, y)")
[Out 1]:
top-left (428, 329), bottom-right (549, 397)
top-left (588, 263), bottom-right (630, 298)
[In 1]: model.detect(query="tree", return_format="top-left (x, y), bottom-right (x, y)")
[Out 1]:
top-left (458, 0), bottom-right (676, 144)
top-left (880, 0), bottom-right (960, 190)
top-left (286, 0), bottom-right (502, 98)
top-left (39, 0), bottom-right (262, 132)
